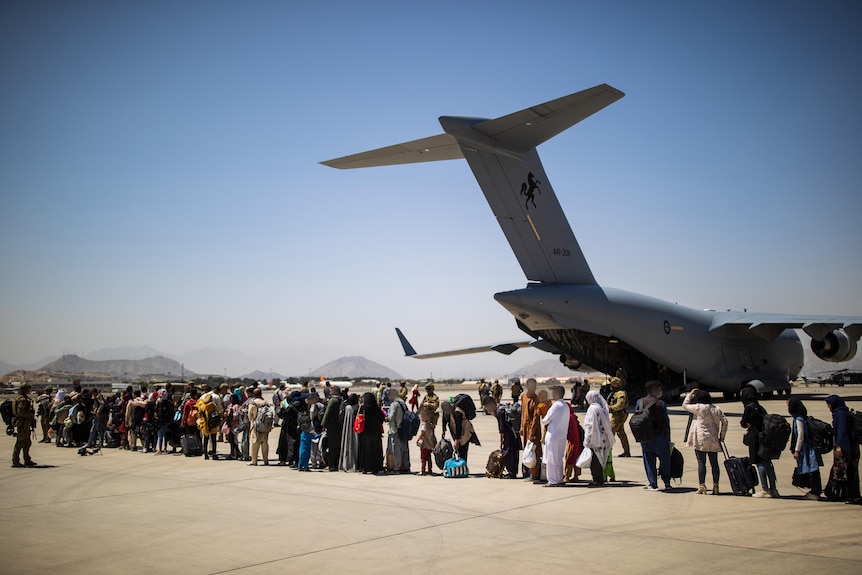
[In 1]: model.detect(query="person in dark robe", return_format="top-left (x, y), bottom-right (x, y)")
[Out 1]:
top-left (483, 396), bottom-right (522, 478)
top-left (357, 392), bottom-right (384, 475)
top-left (275, 392), bottom-right (299, 466)
top-left (321, 386), bottom-right (343, 471)
top-left (825, 395), bottom-right (861, 504)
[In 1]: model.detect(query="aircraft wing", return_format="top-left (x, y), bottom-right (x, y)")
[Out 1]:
top-left (710, 312), bottom-right (862, 341)
top-left (395, 327), bottom-right (554, 359)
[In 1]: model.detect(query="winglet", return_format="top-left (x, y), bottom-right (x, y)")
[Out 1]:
top-left (395, 328), bottom-right (418, 357)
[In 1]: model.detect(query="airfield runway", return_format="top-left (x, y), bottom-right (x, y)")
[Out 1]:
top-left (1, 385), bottom-right (860, 574)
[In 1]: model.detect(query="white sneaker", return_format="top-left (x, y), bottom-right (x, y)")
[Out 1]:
top-left (752, 490), bottom-right (772, 498)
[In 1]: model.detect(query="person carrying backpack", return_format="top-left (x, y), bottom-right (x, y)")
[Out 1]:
top-left (247, 388), bottom-right (272, 466)
top-left (386, 394), bottom-right (411, 473)
top-left (634, 381), bottom-right (672, 491)
top-left (482, 395), bottom-right (521, 478)
top-left (442, 397), bottom-right (475, 463)
top-left (787, 399), bottom-right (823, 500)
top-left (740, 386), bottom-right (779, 498)
top-left (825, 395), bottom-right (861, 504)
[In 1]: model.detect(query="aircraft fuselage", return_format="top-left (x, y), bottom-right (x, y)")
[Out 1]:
top-left (495, 284), bottom-right (804, 394)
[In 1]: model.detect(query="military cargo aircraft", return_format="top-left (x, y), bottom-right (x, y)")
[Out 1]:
top-left (323, 84), bottom-right (862, 397)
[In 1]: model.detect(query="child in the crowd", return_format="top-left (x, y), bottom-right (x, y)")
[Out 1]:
top-left (297, 410), bottom-right (320, 471)
top-left (416, 406), bottom-right (437, 475)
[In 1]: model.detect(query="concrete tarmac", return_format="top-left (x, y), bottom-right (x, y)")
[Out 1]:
top-left (1, 385), bottom-right (861, 574)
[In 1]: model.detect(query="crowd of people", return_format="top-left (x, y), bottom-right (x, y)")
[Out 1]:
top-left (6, 376), bottom-right (861, 504)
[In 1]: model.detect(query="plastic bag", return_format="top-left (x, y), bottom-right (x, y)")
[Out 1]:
top-left (576, 446), bottom-right (593, 469)
top-left (522, 440), bottom-right (537, 468)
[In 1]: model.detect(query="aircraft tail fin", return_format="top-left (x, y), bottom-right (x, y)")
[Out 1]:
top-left (395, 327), bottom-right (418, 357)
top-left (323, 84), bottom-right (624, 285)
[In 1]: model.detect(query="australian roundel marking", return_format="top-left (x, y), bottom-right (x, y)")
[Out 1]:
top-left (663, 320), bottom-right (671, 335)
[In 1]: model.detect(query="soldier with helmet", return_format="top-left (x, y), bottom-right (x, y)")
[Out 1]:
top-left (12, 383), bottom-right (37, 468)
top-left (607, 376), bottom-right (631, 457)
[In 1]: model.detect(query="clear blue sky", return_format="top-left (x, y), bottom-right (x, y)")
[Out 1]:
top-left (2, 1), bottom-right (860, 379)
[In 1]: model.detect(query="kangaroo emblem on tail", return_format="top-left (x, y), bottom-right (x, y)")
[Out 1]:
top-left (520, 172), bottom-right (541, 209)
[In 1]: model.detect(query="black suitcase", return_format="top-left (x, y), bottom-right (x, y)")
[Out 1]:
top-left (721, 442), bottom-right (757, 496)
top-left (181, 433), bottom-right (202, 457)
top-left (168, 421), bottom-right (182, 449)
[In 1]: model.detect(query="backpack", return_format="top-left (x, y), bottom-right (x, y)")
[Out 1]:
top-left (851, 409), bottom-right (862, 445)
top-left (132, 404), bottom-right (145, 428)
top-left (298, 412), bottom-right (312, 434)
top-left (806, 416), bottom-right (833, 455)
top-left (185, 403), bottom-right (199, 427)
top-left (629, 397), bottom-right (658, 443)
top-left (310, 403), bottom-right (324, 433)
top-left (503, 402), bottom-right (521, 434)
top-left (433, 437), bottom-right (454, 470)
top-left (0, 399), bottom-right (13, 427)
top-left (145, 400), bottom-right (156, 422)
top-left (758, 413), bottom-right (790, 460)
top-left (659, 445), bottom-right (684, 483)
top-left (254, 402), bottom-right (274, 433)
top-left (485, 449), bottom-right (504, 478)
top-left (398, 406), bottom-right (421, 441)
top-left (452, 394), bottom-right (476, 420)
top-left (157, 398), bottom-right (174, 425)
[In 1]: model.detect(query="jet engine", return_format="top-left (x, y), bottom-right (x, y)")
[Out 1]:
top-left (559, 355), bottom-right (582, 370)
top-left (810, 329), bottom-right (858, 362)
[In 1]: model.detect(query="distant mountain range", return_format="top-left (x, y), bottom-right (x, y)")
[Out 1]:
top-left (4, 338), bottom-right (861, 381)
top-left (511, 358), bottom-right (589, 378)
top-left (308, 356), bottom-right (402, 380)
top-left (40, 354), bottom-right (197, 379)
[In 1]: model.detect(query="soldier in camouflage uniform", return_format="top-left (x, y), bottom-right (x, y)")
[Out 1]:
top-left (420, 384), bottom-right (440, 427)
top-left (607, 377), bottom-right (631, 457)
top-left (12, 383), bottom-right (37, 468)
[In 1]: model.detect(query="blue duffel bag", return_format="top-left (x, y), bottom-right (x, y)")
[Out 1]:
top-left (444, 453), bottom-right (469, 478)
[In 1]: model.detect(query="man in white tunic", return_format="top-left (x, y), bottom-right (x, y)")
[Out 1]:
top-left (541, 386), bottom-right (569, 487)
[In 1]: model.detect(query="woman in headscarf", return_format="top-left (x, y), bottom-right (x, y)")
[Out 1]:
top-left (583, 390), bottom-right (615, 485)
top-left (824, 395), bottom-right (860, 504)
top-left (787, 399), bottom-right (823, 500)
top-left (356, 392), bottom-right (384, 474)
top-left (275, 392), bottom-right (296, 466)
top-left (284, 391), bottom-right (303, 466)
top-left (339, 394), bottom-right (360, 472)
top-left (683, 389), bottom-right (728, 495)
top-left (740, 386), bottom-right (779, 497)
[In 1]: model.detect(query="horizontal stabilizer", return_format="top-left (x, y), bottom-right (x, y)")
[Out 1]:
top-left (322, 134), bottom-right (461, 169)
top-left (467, 83), bottom-right (624, 153)
top-left (321, 84), bottom-right (624, 169)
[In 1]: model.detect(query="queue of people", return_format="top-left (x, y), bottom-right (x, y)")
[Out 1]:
top-left (7, 377), bottom-right (861, 505)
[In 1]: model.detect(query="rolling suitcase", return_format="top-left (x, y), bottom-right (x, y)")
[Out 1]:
top-left (181, 433), bottom-right (203, 457)
top-left (721, 441), bottom-right (757, 496)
